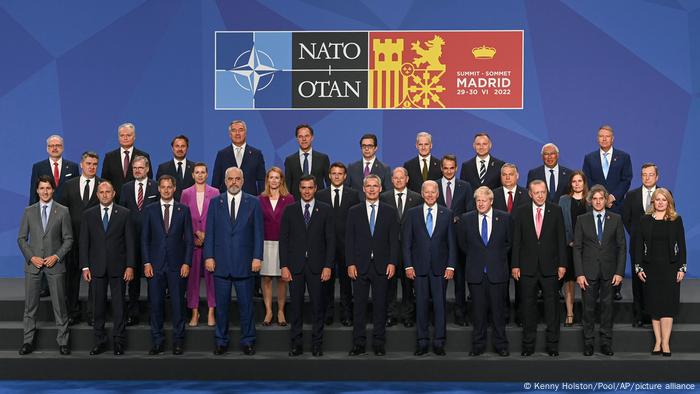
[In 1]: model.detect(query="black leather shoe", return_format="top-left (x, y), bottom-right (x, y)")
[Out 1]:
top-left (497, 349), bottom-right (510, 357)
top-left (312, 344), bottom-right (323, 357)
top-left (113, 344), bottom-right (124, 356)
top-left (373, 345), bottom-right (386, 356)
top-left (514, 318), bottom-right (523, 327)
top-left (67, 317), bottom-right (80, 326)
top-left (583, 345), bottom-right (594, 356)
top-left (241, 344), bottom-right (255, 355)
top-left (614, 291), bottom-right (622, 301)
top-left (19, 343), bottom-right (34, 355)
top-left (59, 345), bottom-right (71, 355)
top-left (521, 350), bottom-right (533, 356)
top-left (403, 320), bottom-right (415, 328)
top-left (433, 346), bottom-right (446, 356)
top-left (632, 320), bottom-right (645, 328)
top-left (324, 315), bottom-right (334, 325)
top-left (468, 349), bottom-right (483, 356)
top-left (90, 344), bottom-right (106, 355)
top-left (386, 317), bottom-right (398, 327)
top-left (126, 316), bottom-right (139, 326)
top-left (601, 345), bottom-right (614, 356)
top-left (662, 351), bottom-right (672, 357)
top-left (414, 346), bottom-right (428, 356)
top-left (173, 345), bottom-right (184, 355)
top-left (341, 318), bottom-right (353, 327)
top-left (148, 344), bottom-right (164, 355)
top-left (348, 345), bottom-right (366, 356)
top-left (651, 349), bottom-right (662, 356)
top-left (213, 345), bottom-right (228, 355)
top-left (288, 345), bottom-right (303, 357)
top-left (454, 315), bottom-right (468, 327)
top-left (39, 289), bottom-right (50, 298)
top-left (547, 349), bottom-right (559, 357)
top-left (87, 319), bottom-right (94, 327)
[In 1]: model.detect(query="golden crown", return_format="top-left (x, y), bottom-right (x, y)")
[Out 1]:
top-left (472, 45), bottom-right (496, 59)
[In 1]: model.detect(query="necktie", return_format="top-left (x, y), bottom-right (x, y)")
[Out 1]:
top-left (304, 203), bottom-right (311, 227)
top-left (123, 150), bottom-right (130, 178)
top-left (535, 207), bottom-right (543, 239)
top-left (369, 204), bottom-right (376, 236)
top-left (363, 162), bottom-right (371, 178)
top-left (334, 188), bottom-right (340, 209)
top-left (548, 169), bottom-right (556, 201)
top-left (82, 179), bottom-right (91, 205)
top-left (597, 213), bottom-right (604, 244)
top-left (230, 197), bottom-right (236, 222)
top-left (602, 152), bottom-right (610, 179)
top-left (479, 160), bottom-right (486, 184)
top-left (102, 207), bottom-right (109, 231)
top-left (53, 162), bottom-right (60, 187)
top-left (42, 205), bottom-right (48, 232)
top-left (137, 182), bottom-right (144, 210)
top-left (481, 214), bottom-right (488, 245)
top-left (421, 158), bottom-right (428, 181)
top-left (426, 207), bottom-right (434, 237)
top-left (445, 181), bottom-right (453, 209)
top-left (397, 192), bottom-right (404, 219)
top-left (645, 190), bottom-right (652, 212)
top-left (163, 204), bottom-right (171, 233)
top-left (235, 147), bottom-right (243, 167)
top-left (302, 153), bottom-right (309, 176)
top-left (507, 191), bottom-right (513, 213)
top-left (177, 161), bottom-right (184, 181)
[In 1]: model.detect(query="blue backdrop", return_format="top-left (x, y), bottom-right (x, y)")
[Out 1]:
top-left (1, 0), bottom-right (698, 277)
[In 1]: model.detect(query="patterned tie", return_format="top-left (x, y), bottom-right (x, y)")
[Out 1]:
top-left (369, 204), bottom-right (376, 236)
top-left (53, 162), bottom-right (60, 187)
top-left (535, 207), bottom-right (543, 239)
top-left (42, 205), bottom-right (48, 232)
top-left (397, 192), bottom-right (404, 219)
top-left (235, 147), bottom-right (243, 167)
top-left (445, 181), bottom-right (453, 209)
top-left (478, 160), bottom-right (486, 184)
top-left (302, 153), bottom-right (309, 176)
top-left (645, 190), bottom-right (652, 212)
top-left (334, 188), bottom-right (340, 209)
top-left (548, 169), bottom-right (556, 201)
top-left (137, 182), bottom-right (144, 210)
top-left (421, 158), bottom-right (428, 181)
top-left (363, 162), bottom-right (371, 178)
top-left (602, 152), bottom-right (610, 179)
top-left (426, 207), bottom-right (434, 237)
top-left (177, 161), bottom-right (184, 181)
top-left (102, 207), bottom-right (109, 232)
top-left (507, 191), bottom-right (513, 213)
top-left (304, 203), bottom-right (311, 227)
top-left (163, 204), bottom-right (171, 233)
top-left (82, 179), bottom-right (91, 205)
top-left (481, 214), bottom-right (488, 245)
top-left (123, 150), bottom-right (130, 178)
top-left (597, 213), bottom-right (604, 244)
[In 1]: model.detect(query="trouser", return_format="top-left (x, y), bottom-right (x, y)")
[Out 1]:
top-left (148, 270), bottom-right (187, 347)
top-left (352, 267), bottom-right (388, 347)
top-left (214, 275), bottom-right (255, 347)
top-left (520, 273), bottom-right (560, 351)
top-left (289, 265), bottom-right (325, 347)
top-left (23, 270), bottom-right (69, 346)
top-left (469, 275), bottom-right (508, 352)
top-left (582, 274), bottom-right (614, 347)
top-left (92, 276), bottom-right (126, 346)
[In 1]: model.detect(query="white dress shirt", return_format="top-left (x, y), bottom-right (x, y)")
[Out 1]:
top-left (642, 186), bottom-right (657, 210)
top-left (133, 179), bottom-right (147, 204)
top-left (441, 177), bottom-right (455, 202)
top-left (227, 191), bottom-right (241, 218)
top-left (532, 202), bottom-right (545, 224)
top-left (599, 147), bottom-right (614, 166)
top-left (365, 200), bottom-right (379, 223)
top-left (299, 148), bottom-right (313, 171)
top-left (502, 185), bottom-right (517, 207)
top-left (331, 185), bottom-right (344, 207)
top-left (475, 154), bottom-right (491, 173)
top-left (232, 143), bottom-right (247, 166)
top-left (121, 147), bottom-right (134, 165)
top-left (544, 164), bottom-right (559, 193)
top-left (160, 199), bottom-right (174, 224)
top-left (423, 203), bottom-right (437, 234)
top-left (593, 209), bottom-right (606, 236)
top-left (419, 154), bottom-right (432, 173)
top-left (173, 158), bottom-right (186, 174)
top-left (362, 157), bottom-right (376, 171)
top-left (80, 175), bottom-right (96, 201)
top-left (301, 198), bottom-right (315, 216)
top-left (49, 157), bottom-right (63, 178)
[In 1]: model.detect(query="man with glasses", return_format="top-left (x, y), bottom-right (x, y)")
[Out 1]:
top-left (346, 134), bottom-right (392, 197)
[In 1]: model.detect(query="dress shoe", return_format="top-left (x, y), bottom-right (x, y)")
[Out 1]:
top-left (311, 344), bottom-right (323, 357)
top-left (454, 315), bottom-right (468, 327)
top-left (348, 345), bottom-right (366, 356)
top-left (403, 320), bottom-right (415, 328)
top-left (521, 350), bottom-right (534, 356)
top-left (113, 344), bottom-right (125, 356)
top-left (601, 345), bottom-right (614, 356)
top-left (662, 351), bottom-right (672, 357)
top-left (39, 289), bottom-right (50, 298)
top-left (386, 317), bottom-right (398, 327)
top-left (614, 291), bottom-right (622, 301)
top-left (59, 345), bottom-right (71, 355)
top-left (547, 349), bottom-right (559, 357)
top-left (241, 344), bottom-right (256, 355)
top-left (468, 349), bottom-right (483, 356)
top-left (19, 343), bottom-right (34, 355)
top-left (414, 346), bottom-right (429, 356)
top-left (87, 318), bottom-right (94, 327)
top-left (126, 316), bottom-right (139, 326)
top-left (341, 318), bottom-right (353, 327)
top-left (173, 345), bottom-right (184, 355)
top-left (288, 345), bottom-right (303, 357)
top-left (497, 349), bottom-right (510, 357)
top-left (213, 345), bottom-right (228, 355)
top-left (90, 344), bottom-right (106, 355)
top-left (148, 344), bottom-right (164, 355)
top-left (433, 346), bottom-right (446, 356)
top-left (324, 316), bottom-right (334, 325)
top-left (651, 349), bottom-right (662, 356)
top-left (67, 317), bottom-right (80, 326)
top-left (632, 320), bottom-right (645, 328)
top-left (373, 345), bottom-right (386, 356)
top-left (514, 318), bottom-right (523, 328)
top-left (583, 345), bottom-right (594, 356)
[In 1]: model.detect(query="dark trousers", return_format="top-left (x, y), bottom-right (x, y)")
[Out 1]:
top-left (289, 265), bottom-right (326, 347)
top-left (325, 260), bottom-right (353, 321)
top-left (352, 266), bottom-right (388, 347)
top-left (469, 275), bottom-right (508, 352)
top-left (582, 274), bottom-right (614, 347)
top-left (214, 275), bottom-right (255, 347)
top-left (630, 257), bottom-right (647, 322)
top-left (127, 265), bottom-right (142, 319)
top-left (505, 277), bottom-right (522, 323)
top-left (520, 273), bottom-right (560, 351)
top-left (92, 275), bottom-right (126, 346)
top-left (66, 250), bottom-right (92, 319)
top-left (387, 262), bottom-right (415, 321)
top-left (453, 249), bottom-right (468, 319)
top-left (148, 270), bottom-right (186, 347)
top-left (414, 274), bottom-right (447, 348)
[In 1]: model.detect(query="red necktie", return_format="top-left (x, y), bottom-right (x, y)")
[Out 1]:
top-left (53, 162), bottom-right (60, 186)
top-left (137, 182), bottom-right (144, 210)
top-left (507, 191), bottom-right (513, 213)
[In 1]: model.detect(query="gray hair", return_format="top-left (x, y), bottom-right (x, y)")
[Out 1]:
top-left (118, 122), bottom-right (135, 134)
top-left (46, 134), bottom-right (64, 145)
top-left (528, 179), bottom-right (546, 191)
top-left (131, 155), bottom-right (149, 168)
top-left (416, 131), bottom-right (432, 144)
top-left (229, 120), bottom-right (247, 131)
top-left (392, 167), bottom-right (408, 177)
top-left (225, 166), bottom-right (243, 179)
top-left (363, 173), bottom-right (382, 187)
top-left (421, 180), bottom-right (439, 193)
top-left (586, 184), bottom-right (609, 204)
top-left (540, 143), bottom-right (559, 155)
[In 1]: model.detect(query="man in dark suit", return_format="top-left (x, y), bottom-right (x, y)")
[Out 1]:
top-left (403, 180), bottom-right (457, 356)
top-left (101, 122), bottom-right (152, 202)
top-left (526, 143), bottom-right (572, 203)
top-left (279, 175), bottom-right (335, 357)
top-left (574, 185), bottom-right (626, 356)
top-left (155, 135), bottom-right (195, 201)
top-left (403, 132), bottom-right (441, 193)
top-left (317, 162), bottom-right (360, 327)
top-left (80, 181), bottom-right (135, 356)
top-left (56, 151), bottom-right (102, 325)
top-left (622, 163), bottom-right (661, 327)
top-left (380, 167), bottom-right (422, 328)
top-left (346, 133), bottom-right (392, 196)
top-left (284, 124), bottom-right (330, 200)
top-left (346, 174), bottom-right (399, 356)
top-left (211, 120), bottom-right (266, 196)
top-left (437, 154), bottom-right (473, 326)
top-left (142, 175), bottom-right (193, 355)
top-left (119, 156), bottom-right (159, 326)
top-left (457, 186), bottom-right (511, 357)
top-left (203, 167), bottom-right (263, 356)
top-left (460, 133), bottom-right (505, 191)
top-left (511, 180), bottom-right (567, 356)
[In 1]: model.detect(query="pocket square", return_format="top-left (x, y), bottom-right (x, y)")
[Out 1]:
top-left (65, 173), bottom-right (73, 176)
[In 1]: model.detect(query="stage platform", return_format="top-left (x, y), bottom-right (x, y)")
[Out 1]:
top-left (1, 278), bottom-right (699, 381)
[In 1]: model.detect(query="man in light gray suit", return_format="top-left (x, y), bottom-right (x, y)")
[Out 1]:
top-left (17, 175), bottom-right (73, 355)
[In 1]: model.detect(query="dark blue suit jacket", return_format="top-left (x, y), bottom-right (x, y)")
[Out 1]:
top-left (582, 148), bottom-right (632, 212)
top-left (119, 179), bottom-right (159, 264)
top-left (211, 144), bottom-right (266, 196)
top-left (402, 205), bottom-right (457, 276)
top-left (203, 192), bottom-right (264, 278)
top-left (526, 165), bottom-right (573, 203)
top-left (141, 201), bottom-right (194, 272)
top-left (155, 159), bottom-right (195, 201)
top-left (29, 158), bottom-right (80, 205)
top-left (458, 209), bottom-right (512, 283)
top-left (436, 178), bottom-right (473, 216)
top-left (345, 202), bottom-right (399, 275)
top-left (346, 159), bottom-right (392, 197)
top-left (278, 200), bottom-right (335, 275)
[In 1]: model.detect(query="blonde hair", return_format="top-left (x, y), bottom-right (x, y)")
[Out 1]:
top-left (647, 187), bottom-right (678, 220)
top-left (261, 166), bottom-right (289, 197)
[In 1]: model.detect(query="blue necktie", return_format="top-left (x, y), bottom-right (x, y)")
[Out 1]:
top-left (426, 207), bottom-right (433, 237)
top-left (548, 169), bottom-right (556, 201)
top-left (369, 204), bottom-right (376, 236)
top-left (41, 205), bottom-right (48, 232)
top-left (302, 153), bottom-right (309, 175)
top-left (102, 207), bottom-right (109, 231)
top-left (602, 152), bottom-right (610, 179)
top-left (304, 203), bottom-right (311, 227)
top-left (597, 213), bottom-right (603, 244)
top-left (481, 214), bottom-right (488, 245)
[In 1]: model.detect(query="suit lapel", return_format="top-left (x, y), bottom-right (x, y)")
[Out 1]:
top-left (600, 213), bottom-right (614, 245)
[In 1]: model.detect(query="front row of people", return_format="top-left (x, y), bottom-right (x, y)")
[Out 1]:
top-left (18, 164), bottom-right (686, 357)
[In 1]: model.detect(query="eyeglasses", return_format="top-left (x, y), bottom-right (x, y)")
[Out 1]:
top-left (48, 144), bottom-right (63, 148)
top-left (361, 144), bottom-right (376, 149)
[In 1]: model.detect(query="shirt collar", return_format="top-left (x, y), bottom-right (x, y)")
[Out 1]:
top-left (481, 208), bottom-right (493, 218)
top-left (160, 199), bottom-right (174, 206)
top-left (100, 203), bottom-right (113, 210)
top-left (545, 164), bottom-right (559, 172)
top-left (299, 148), bottom-right (313, 156)
top-left (233, 142), bottom-right (247, 151)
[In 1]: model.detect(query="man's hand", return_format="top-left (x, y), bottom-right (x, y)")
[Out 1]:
top-left (193, 238), bottom-right (203, 247)
top-left (406, 267), bottom-right (416, 280)
top-left (444, 268), bottom-right (454, 280)
top-left (205, 258), bottom-right (215, 272)
top-left (558, 267), bottom-right (566, 280)
top-left (144, 264), bottom-right (154, 278)
top-left (124, 267), bottom-right (134, 282)
top-left (251, 259), bottom-right (262, 273)
top-left (386, 264), bottom-right (395, 280)
top-left (606, 194), bottom-right (616, 208)
top-left (281, 267), bottom-right (292, 282)
top-left (637, 271), bottom-right (646, 283)
top-left (180, 264), bottom-right (190, 278)
top-left (611, 274), bottom-right (623, 286)
top-left (511, 268), bottom-right (521, 281)
top-left (321, 267), bottom-right (332, 282)
top-left (677, 271), bottom-right (685, 283)
top-left (576, 275), bottom-right (588, 290)
top-left (43, 255), bottom-right (59, 268)
top-left (30, 256), bottom-right (44, 269)
top-left (347, 265), bottom-right (358, 280)
top-left (82, 269), bottom-right (91, 282)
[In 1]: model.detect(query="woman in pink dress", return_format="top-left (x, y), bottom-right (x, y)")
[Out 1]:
top-left (180, 162), bottom-right (220, 326)
top-left (259, 167), bottom-right (295, 326)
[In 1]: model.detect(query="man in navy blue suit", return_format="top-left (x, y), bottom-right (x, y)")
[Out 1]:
top-left (403, 180), bottom-right (457, 356)
top-left (211, 120), bottom-right (266, 196)
top-left (457, 186), bottom-right (511, 357)
top-left (142, 175), bottom-right (193, 355)
top-left (29, 135), bottom-right (79, 205)
top-left (459, 133), bottom-right (505, 191)
top-left (155, 135), bottom-right (195, 201)
top-left (582, 125), bottom-right (632, 214)
top-left (346, 134), bottom-right (392, 196)
top-left (527, 143), bottom-right (572, 203)
top-left (203, 166), bottom-right (264, 356)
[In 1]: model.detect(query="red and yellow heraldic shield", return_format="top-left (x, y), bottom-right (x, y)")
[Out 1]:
top-left (369, 31), bottom-right (523, 109)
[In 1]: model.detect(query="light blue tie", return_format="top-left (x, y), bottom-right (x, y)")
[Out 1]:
top-left (41, 205), bottom-right (48, 232)
top-left (597, 213), bottom-right (604, 244)
top-left (102, 207), bottom-right (109, 231)
top-left (369, 204), bottom-right (376, 236)
top-left (426, 207), bottom-right (433, 237)
top-left (481, 214), bottom-right (488, 245)
top-left (602, 152), bottom-right (610, 179)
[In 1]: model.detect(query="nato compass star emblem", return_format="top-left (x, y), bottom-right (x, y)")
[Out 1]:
top-left (230, 45), bottom-right (277, 95)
